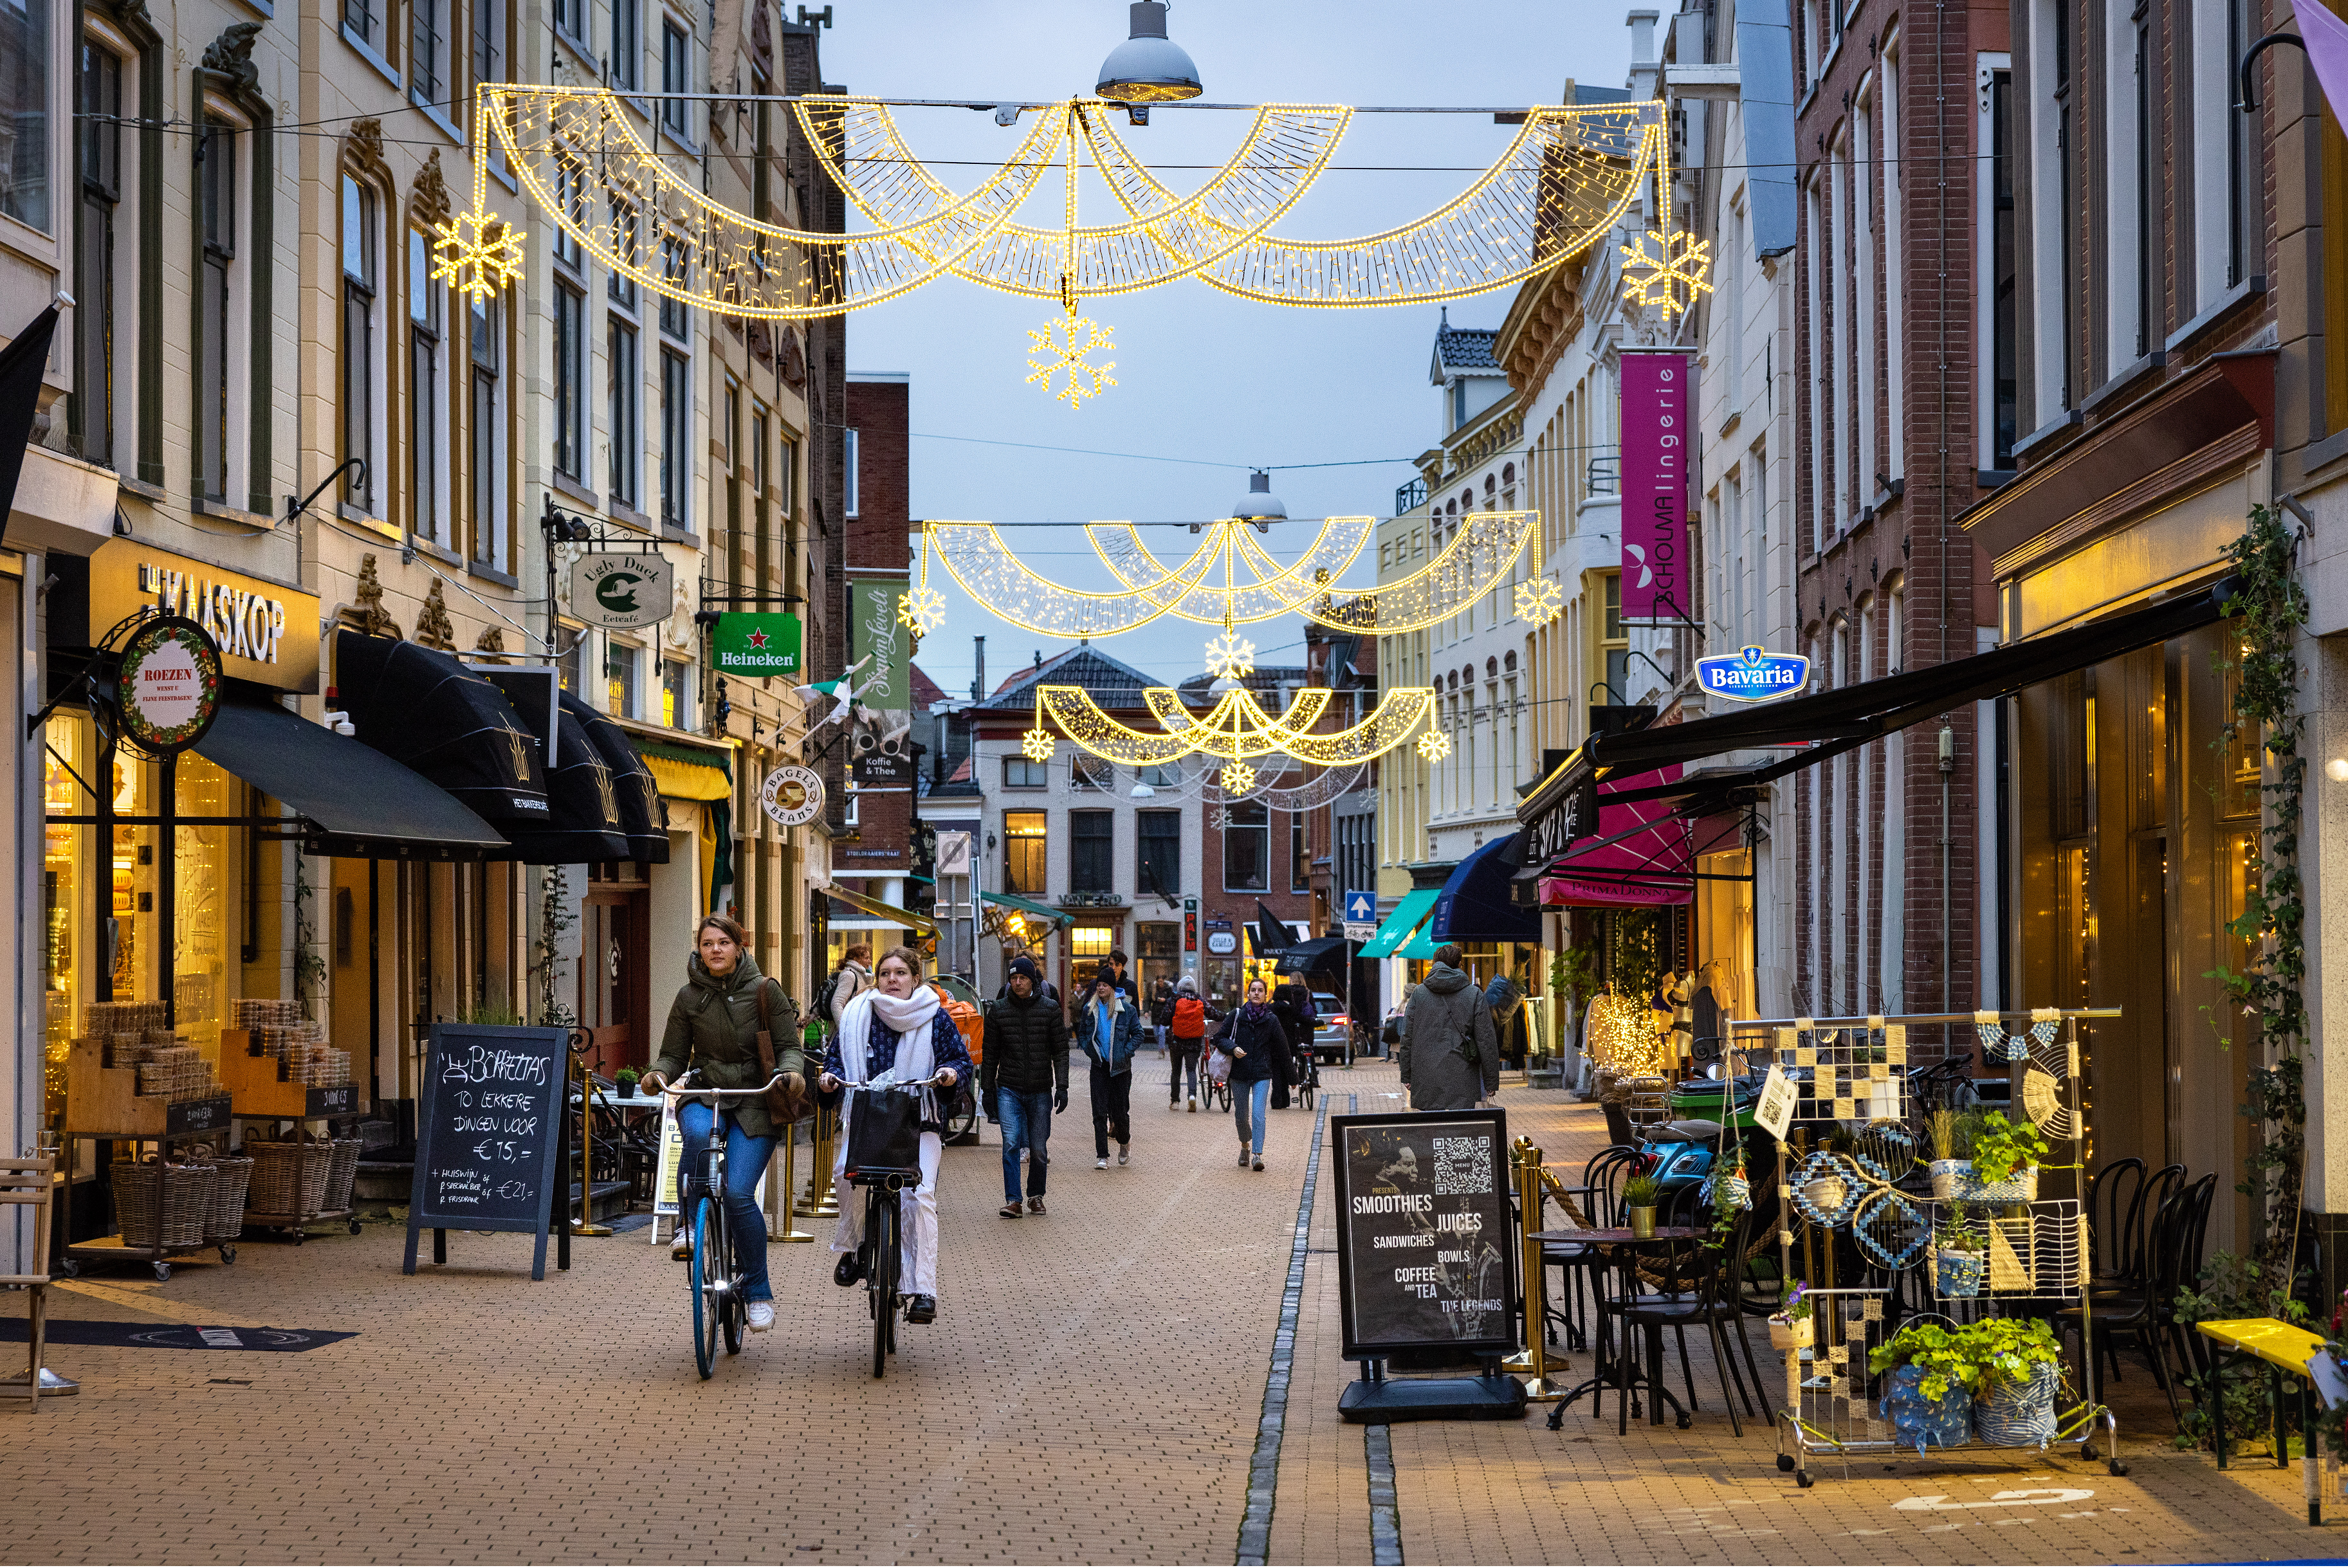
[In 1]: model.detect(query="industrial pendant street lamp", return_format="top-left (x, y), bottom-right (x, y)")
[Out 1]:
top-left (1095, 1), bottom-right (1204, 102)
top-left (1231, 469), bottom-right (1287, 529)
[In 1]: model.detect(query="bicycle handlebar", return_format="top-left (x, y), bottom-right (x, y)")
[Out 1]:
top-left (656, 1072), bottom-right (791, 1102)
top-left (830, 1071), bottom-right (952, 1091)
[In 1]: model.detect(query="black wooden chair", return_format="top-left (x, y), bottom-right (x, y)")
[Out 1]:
top-left (1542, 1145), bottom-right (1638, 1354)
top-left (1599, 1190), bottom-right (1762, 1436)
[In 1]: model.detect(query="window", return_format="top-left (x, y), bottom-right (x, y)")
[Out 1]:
top-left (2225, 0), bottom-right (2257, 291)
top-left (657, 347), bottom-right (688, 530)
top-left (1004, 811), bottom-right (1047, 895)
top-left (1070, 755), bottom-right (1110, 791)
top-left (553, 281), bottom-right (585, 480)
top-left (408, 231), bottom-right (449, 547)
top-left (344, 0), bottom-right (377, 49)
top-left (2032, 0), bottom-right (2073, 414)
top-left (779, 435), bottom-right (797, 514)
top-left (553, 0), bottom-right (582, 44)
top-left (1224, 801), bottom-right (1269, 891)
top-left (197, 121), bottom-right (239, 505)
top-left (605, 640), bottom-right (639, 718)
top-left (607, 198), bottom-right (638, 308)
top-left (553, 159), bottom-right (585, 272)
top-left (468, 293), bottom-right (507, 570)
top-left (1071, 926), bottom-right (1112, 961)
top-left (342, 176), bottom-right (378, 509)
top-left (71, 43), bottom-right (120, 465)
top-left (659, 236), bottom-right (687, 340)
top-left (1450, 379), bottom-right (1466, 430)
top-left (845, 426), bottom-right (860, 516)
top-left (1882, 40), bottom-right (1905, 477)
top-left (409, 0), bottom-right (445, 107)
top-left (661, 20), bottom-right (689, 137)
top-left (662, 657), bottom-right (689, 727)
top-left (1002, 756), bottom-right (1048, 789)
top-left (0, 0), bottom-right (51, 232)
top-left (607, 316), bottom-right (639, 507)
top-left (1290, 812), bottom-right (1308, 891)
top-left (1803, 176), bottom-right (1825, 544)
top-left (1988, 63), bottom-right (2017, 467)
top-left (1137, 763), bottom-right (1177, 786)
top-left (1137, 809), bottom-right (1180, 898)
top-left (472, 0), bottom-right (505, 91)
top-left (1071, 810), bottom-right (1113, 893)
top-left (1597, 571), bottom-right (1629, 720)
top-left (558, 626), bottom-right (589, 692)
top-left (614, 0), bottom-right (640, 89)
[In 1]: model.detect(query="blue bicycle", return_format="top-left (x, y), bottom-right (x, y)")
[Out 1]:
top-left (660, 1070), bottom-right (787, 1380)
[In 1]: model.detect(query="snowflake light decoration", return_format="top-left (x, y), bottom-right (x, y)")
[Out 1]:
top-left (430, 210), bottom-right (526, 302)
top-left (1203, 632), bottom-right (1257, 681)
top-left (1026, 312), bottom-right (1118, 409)
top-left (1220, 761), bottom-right (1257, 794)
top-left (897, 585), bottom-right (947, 637)
top-left (1022, 727), bottom-right (1056, 762)
top-left (1618, 228), bottom-right (1714, 323)
top-left (1417, 728), bottom-right (1452, 762)
top-left (1513, 577), bottom-right (1564, 624)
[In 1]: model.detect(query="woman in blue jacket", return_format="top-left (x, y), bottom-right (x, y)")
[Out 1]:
top-left (1076, 969), bottom-right (1142, 1169)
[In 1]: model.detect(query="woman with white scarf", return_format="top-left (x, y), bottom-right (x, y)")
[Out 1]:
top-left (816, 945), bottom-right (973, 1324)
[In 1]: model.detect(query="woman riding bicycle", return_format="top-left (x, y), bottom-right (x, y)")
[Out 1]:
top-left (817, 944), bottom-right (972, 1325)
top-left (639, 915), bottom-right (804, 1335)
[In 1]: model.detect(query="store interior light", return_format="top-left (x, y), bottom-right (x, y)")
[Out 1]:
top-left (1095, 1), bottom-right (1204, 103)
top-left (2328, 757), bottom-right (2348, 783)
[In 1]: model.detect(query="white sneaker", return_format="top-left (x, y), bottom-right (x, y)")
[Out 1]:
top-left (1117, 1144), bottom-right (1130, 1166)
top-left (1095, 1156), bottom-right (1110, 1170)
top-left (747, 1301), bottom-right (775, 1333)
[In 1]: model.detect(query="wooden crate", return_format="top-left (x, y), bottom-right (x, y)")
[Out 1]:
top-left (66, 1038), bottom-right (229, 1137)
top-left (219, 1029), bottom-right (357, 1119)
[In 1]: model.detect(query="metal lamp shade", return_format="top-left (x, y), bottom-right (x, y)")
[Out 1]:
top-left (1096, 2), bottom-right (1202, 102)
top-left (1231, 469), bottom-right (1287, 522)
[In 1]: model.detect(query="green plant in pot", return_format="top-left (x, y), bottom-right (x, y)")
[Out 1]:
top-left (1933, 1202), bottom-right (1988, 1299)
top-left (1929, 1109), bottom-right (2048, 1203)
top-left (1869, 1316), bottom-right (2067, 1450)
top-left (1621, 1172), bottom-right (1663, 1239)
top-left (1768, 1281), bottom-right (1815, 1351)
top-left (616, 1068), bottom-right (640, 1100)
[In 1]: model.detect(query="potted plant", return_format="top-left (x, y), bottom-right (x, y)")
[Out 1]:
top-left (1868, 1317), bottom-right (2066, 1451)
top-left (1867, 1320), bottom-right (1979, 1454)
top-left (1620, 1172), bottom-right (1663, 1239)
top-left (615, 1068), bottom-right (641, 1100)
top-left (1929, 1109), bottom-right (2048, 1203)
top-left (1933, 1202), bottom-right (1988, 1299)
top-left (1966, 1317), bottom-right (2067, 1446)
top-left (1768, 1282), bottom-right (1815, 1351)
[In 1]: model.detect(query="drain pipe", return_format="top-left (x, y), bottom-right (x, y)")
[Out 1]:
top-left (1938, 724), bottom-right (1954, 1006)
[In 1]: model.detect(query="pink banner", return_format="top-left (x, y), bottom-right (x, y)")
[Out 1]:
top-left (1619, 351), bottom-right (1692, 622)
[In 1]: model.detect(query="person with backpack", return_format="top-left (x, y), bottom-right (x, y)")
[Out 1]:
top-left (980, 956), bottom-right (1069, 1217)
top-left (1398, 943), bottom-right (1500, 1112)
top-left (1075, 967), bottom-right (1142, 1168)
top-left (1166, 972), bottom-right (1218, 1111)
top-left (816, 944), bottom-right (872, 1034)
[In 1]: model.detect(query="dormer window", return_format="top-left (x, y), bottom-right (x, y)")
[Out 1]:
top-left (1451, 378), bottom-right (1467, 429)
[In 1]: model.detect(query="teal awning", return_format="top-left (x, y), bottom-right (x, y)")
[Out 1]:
top-left (980, 889), bottom-right (1075, 931)
top-left (1357, 888), bottom-right (1438, 960)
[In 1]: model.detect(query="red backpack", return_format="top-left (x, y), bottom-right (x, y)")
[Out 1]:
top-left (1171, 997), bottom-right (1206, 1039)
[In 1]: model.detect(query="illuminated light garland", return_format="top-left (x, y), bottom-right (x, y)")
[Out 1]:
top-left (924, 520), bottom-right (1230, 637)
top-left (1619, 228), bottom-right (1714, 323)
top-left (1513, 576), bottom-right (1564, 624)
top-left (1586, 990), bottom-right (1669, 1075)
top-left (1025, 311), bottom-right (1118, 408)
top-left (1203, 633), bottom-right (1256, 681)
top-left (1283, 511), bottom-right (1541, 634)
top-left (896, 584), bottom-right (948, 637)
top-left (1031, 683), bottom-right (1434, 770)
top-left (1417, 728), bottom-right (1452, 761)
top-left (1092, 517), bottom-right (1373, 626)
top-left (1220, 761), bottom-right (1258, 794)
top-left (1022, 727), bottom-right (1058, 761)
top-left (430, 209), bottom-right (525, 302)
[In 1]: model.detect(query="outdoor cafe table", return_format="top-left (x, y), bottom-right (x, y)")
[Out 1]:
top-left (1530, 1226), bottom-right (1704, 1428)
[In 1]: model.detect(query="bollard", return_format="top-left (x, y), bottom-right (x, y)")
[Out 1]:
top-left (571, 1048), bottom-right (612, 1237)
top-left (1501, 1135), bottom-right (1569, 1400)
top-left (802, 1104), bottom-right (841, 1218)
top-left (769, 1111), bottom-right (815, 1243)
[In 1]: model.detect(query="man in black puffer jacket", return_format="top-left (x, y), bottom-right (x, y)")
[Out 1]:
top-left (982, 956), bottom-right (1071, 1216)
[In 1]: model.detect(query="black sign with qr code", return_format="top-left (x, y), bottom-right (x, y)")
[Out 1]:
top-left (1330, 1109), bottom-right (1516, 1361)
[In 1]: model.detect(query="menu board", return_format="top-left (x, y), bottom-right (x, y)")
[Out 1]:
top-left (1332, 1109), bottom-right (1517, 1361)
top-left (403, 1023), bottom-right (569, 1281)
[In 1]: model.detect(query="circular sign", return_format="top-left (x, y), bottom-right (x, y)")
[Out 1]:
top-left (117, 616), bottom-right (223, 755)
top-left (759, 764), bottom-right (824, 826)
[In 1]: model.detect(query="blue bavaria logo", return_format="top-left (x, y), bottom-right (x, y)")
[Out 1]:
top-left (1695, 645), bottom-right (1810, 704)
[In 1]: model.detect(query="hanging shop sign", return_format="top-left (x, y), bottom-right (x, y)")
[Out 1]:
top-left (1331, 1108), bottom-right (1517, 1361)
top-left (1696, 644), bottom-right (1811, 704)
top-left (116, 617), bottom-right (223, 755)
top-left (1207, 931), bottom-right (1237, 954)
top-left (567, 551), bottom-right (674, 631)
top-left (711, 612), bottom-right (802, 676)
top-left (87, 539), bottom-right (320, 691)
top-left (1619, 351), bottom-right (1691, 623)
top-left (758, 763), bottom-right (824, 826)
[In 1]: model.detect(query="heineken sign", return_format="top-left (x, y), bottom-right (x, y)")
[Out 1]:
top-left (568, 552), bottom-right (675, 630)
top-left (712, 612), bottom-right (802, 676)
top-left (1694, 644), bottom-right (1810, 704)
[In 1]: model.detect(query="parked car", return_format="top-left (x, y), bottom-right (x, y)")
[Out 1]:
top-left (1310, 992), bottom-right (1351, 1065)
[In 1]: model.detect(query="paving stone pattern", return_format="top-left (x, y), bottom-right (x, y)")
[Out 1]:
top-left (1, 1057), bottom-right (2337, 1563)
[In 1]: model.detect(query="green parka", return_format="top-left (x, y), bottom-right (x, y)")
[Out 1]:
top-left (648, 952), bottom-right (803, 1138)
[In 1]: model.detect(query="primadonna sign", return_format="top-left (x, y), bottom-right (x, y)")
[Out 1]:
top-left (1619, 350), bottom-right (1692, 622)
top-left (1696, 644), bottom-right (1811, 704)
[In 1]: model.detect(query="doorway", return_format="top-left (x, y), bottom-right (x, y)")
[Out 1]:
top-left (582, 862), bottom-right (651, 1074)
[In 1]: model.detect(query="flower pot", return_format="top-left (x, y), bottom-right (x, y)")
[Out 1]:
top-left (1881, 1362), bottom-right (1976, 1455)
top-left (1935, 1246), bottom-right (1987, 1299)
top-left (1710, 1171), bottom-right (1751, 1210)
top-left (1768, 1314), bottom-right (1814, 1351)
top-left (1929, 1160), bottom-right (2039, 1205)
top-left (1974, 1358), bottom-right (2060, 1448)
top-left (1628, 1205), bottom-right (1657, 1239)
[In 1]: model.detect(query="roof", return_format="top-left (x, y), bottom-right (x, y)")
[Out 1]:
top-left (1432, 308), bottom-right (1502, 378)
top-left (909, 662), bottom-right (948, 707)
top-left (984, 645), bottom-right (1163, 710)
top-left (1174, 665), bottom-right (1312, 706)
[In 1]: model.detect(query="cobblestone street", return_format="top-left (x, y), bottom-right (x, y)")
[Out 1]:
top-left (3, 1060), bottom-right (2334, 1563)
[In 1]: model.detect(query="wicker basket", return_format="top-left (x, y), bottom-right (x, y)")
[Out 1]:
top-left (116, 1157), bottom-right (215, 1250)
top-left (201, 1154), bottom-right (253, 1242)
top-left (323, 1137), bottom-right (362, 1213)
top-left (246, 1133), bottom-right (329, 1218)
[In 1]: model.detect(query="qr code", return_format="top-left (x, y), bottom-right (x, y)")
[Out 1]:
top-left (1432, 1136), bottom-right (1491, 1196)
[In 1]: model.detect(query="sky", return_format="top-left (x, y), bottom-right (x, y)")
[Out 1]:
top-left (819, 1), bottom-right (1638, 698)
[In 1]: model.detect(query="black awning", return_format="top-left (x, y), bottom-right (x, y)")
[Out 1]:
top-left (333, 630), bottom-right (552, 833)
top-left (1547, 576), bottom-right (2237, 817)
top-left (192, 698), bottom-right (509, 860)
top-left (565, 695), bottom-right (671, 864)
top-left (1273, 934), bottom-right (1349, 977)
top-left (492, 682), bottom-right (629, 865)
top-left (0, 305), bottom-right (59, 547)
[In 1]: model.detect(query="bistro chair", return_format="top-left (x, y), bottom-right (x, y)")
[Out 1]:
top-left (2086, 1158), bottom-right (2146, 1284)
top-left (1542, 1145), bottom-right (1638, 1355)
top-left (2069, 1172), bottom-right (2214, 1429)
top-left (1599, 1190), bottom-right (1761, 1436)
top-left (1, 1154), bottom-right (57, 1410)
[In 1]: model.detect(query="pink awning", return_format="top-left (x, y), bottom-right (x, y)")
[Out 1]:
top-left (1537, 767), bottom-right (1695, 908)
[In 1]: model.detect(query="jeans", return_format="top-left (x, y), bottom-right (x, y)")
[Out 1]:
top-left (1090, 1061), bottom-right (1132, 1157)
top-left (996, 1087), bottom-right (1053, 1203)
top-left (1233, 1076), bottom-right (1273, 1155)
top-left (1169, 1042), bottom-right (1202, 1101)
top-left (676, 1100), bottom-right (778, 1303)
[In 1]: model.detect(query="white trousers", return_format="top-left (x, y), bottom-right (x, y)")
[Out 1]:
top-left (831, 1127), bottom-right (942, 1297)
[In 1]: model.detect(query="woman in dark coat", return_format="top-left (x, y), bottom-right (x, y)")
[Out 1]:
top-left (1216, 978), bottom-right (1292, 1171)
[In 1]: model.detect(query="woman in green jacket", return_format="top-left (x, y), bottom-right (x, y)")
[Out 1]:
top-left (640, 915), bottom-right (804, 1332)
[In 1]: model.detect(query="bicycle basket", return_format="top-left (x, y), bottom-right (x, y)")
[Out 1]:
top-left (844, 1088), bottom-right (924, 1178)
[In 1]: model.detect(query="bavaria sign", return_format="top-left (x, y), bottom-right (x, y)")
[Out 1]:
top-left (568, 552), bottom-right (674, 630)
top-left (1695, 645), bottom-right (1810, 704)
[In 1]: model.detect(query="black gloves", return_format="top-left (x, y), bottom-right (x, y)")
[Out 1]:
top-left (1053, 1088), bottom-right (1069, 1113)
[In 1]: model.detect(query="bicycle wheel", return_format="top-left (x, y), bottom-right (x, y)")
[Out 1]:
top-left (690, 1198), bottom-right (720, 1380)
top-left (868, 1189), bottom-right (898, 1378)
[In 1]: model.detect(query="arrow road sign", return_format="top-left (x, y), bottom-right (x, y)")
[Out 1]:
top-left (1344, 889), bottom-right (1377, 924)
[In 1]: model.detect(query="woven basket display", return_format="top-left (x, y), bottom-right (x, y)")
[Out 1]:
top-left (246, 1134), bottom-right (329, 1217)
top-left (324, 1138), bottom-right (362, 1212)
top-left (116, 1157), bottom-right (215, 1250)
top-left (200, 1154), bottom-right (253, 1242)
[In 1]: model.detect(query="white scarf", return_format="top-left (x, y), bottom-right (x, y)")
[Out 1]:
top-left (836, 983), bottom-right (942, 1088)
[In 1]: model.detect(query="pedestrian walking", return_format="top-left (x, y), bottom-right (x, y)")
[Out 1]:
top-left (1166, 972), bottom-right (1217, 1111)
top-left (1215, 977), bottom-right (1291, 1171)
top-left (1485, 965), bottom-right (1528, 1075)
top-left (816, 943), bottom-right (872, 1032)
top-left (981, 956), bottom-right (1069, 1217)
top-left (1106, 948), bottom-right (1139, 1007)
top-left (1076, 968), bottom-right (1141, 1167)
top-left (996, 938), bottom-right (1059, 1005)
top-left (1397, 943), bottom-right (1500, 1112)
top-left (1148, 974), bottom-right (1176, 1052)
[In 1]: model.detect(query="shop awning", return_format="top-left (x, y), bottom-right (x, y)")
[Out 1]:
top-left (821, 882), bottom-right (937, 936)
top-left (1431, 835), bottom-right (1543, 943)
top-left (192, 698), bottom-right (509, 860)
top-left (333, 630), bottom-right (551, 833)
top-left (979, 889), bottom-right (1074, 930)
top-left (1535, 767), bottom-right (1695, 907)
top-left (1272, 934), bottom-right (1349, 978)
top-left (1357, 888), bottom-right (1438, 960)
top-left (634, 738), bottom-right (732, 803)
top-left (495, 685), bottom-right (628, 866)
top-left (567, 696), bottom-right (670, 863)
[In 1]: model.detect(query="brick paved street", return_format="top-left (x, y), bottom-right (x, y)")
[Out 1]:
top-left (3, 1057), bottom-right (2338, 1563)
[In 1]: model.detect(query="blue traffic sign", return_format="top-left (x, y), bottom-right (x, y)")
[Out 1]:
top-left (1344, 890), bottom-right (1377, 924)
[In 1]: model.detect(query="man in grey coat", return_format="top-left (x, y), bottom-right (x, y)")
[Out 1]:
top-left (1398, 944), bottom-right (1501, 1111)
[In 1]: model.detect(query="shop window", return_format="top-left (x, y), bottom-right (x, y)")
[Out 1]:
top-left (1224, 801), bottom-right (1269, 891)
top-left (1004, 810), bottom-right (1046, 895)
top-left (605, 640), bottom-right (639, 718)
top-left (1071, 810), bottom-right (1112, 893)
top-left (1137, 809), bottom-right (1180, 899)
top-left (1071, 926), bottom-right (1112, 962)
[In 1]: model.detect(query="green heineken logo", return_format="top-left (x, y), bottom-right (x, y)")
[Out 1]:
top-left (713, 612), bottom-right (802, 675)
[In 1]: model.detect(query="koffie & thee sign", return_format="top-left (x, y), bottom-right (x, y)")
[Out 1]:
top-left (1332, 1108), bottom-right (1516, 1360)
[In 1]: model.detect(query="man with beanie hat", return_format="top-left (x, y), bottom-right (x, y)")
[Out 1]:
top-left (981, 956), bottom-right (1070, 1216)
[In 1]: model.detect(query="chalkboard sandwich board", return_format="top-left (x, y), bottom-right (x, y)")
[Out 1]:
top-left (1331, 1108), bottom-right (1525, 1423)
top-left (404, 1023), bottom-right (571, 1280)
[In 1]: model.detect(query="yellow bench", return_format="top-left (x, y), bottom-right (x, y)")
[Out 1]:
top-left (2196, 1317), bottom-right (2334, 1526)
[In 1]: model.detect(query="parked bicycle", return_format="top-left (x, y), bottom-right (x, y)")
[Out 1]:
top-left (657, 1070), bottom-right (789, 1380)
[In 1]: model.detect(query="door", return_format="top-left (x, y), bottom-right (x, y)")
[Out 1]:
top-left (580, 887), bottom-right (650, 1073)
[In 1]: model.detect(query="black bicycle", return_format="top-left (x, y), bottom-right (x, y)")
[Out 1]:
top-left (838, 1070), bottom-right (948, 1380)
top-left (659, 1070), bottom-right (787, 1380)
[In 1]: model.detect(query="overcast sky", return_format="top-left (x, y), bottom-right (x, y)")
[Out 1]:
top-left (820, 1), bottom-right (1637, 697)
